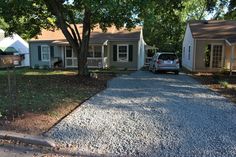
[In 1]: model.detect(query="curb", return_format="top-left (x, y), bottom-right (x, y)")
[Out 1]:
top-left (0, 131), bottom-right (56, 147)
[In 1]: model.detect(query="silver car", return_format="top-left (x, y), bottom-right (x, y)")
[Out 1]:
top-left (149, 52), bottom-right (180, 74)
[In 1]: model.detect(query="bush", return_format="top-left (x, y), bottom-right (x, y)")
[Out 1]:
top-left (219, 81), bottom-right (229, 89)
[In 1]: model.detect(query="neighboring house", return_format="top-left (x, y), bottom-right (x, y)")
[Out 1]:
top-left (0, 29), bottom-right (30, 67)
top-left (182, 20), bottom-right (236, 73)
top-left (29, 24), bottom-right (146, 70)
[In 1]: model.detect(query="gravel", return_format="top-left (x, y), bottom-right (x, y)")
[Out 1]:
top-left (46, 71), bottom-right (236, 156)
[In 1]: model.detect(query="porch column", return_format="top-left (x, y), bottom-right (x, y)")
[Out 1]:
top-left (102, 45), bottom-right (104, 68)
top-left (230, 45), bottom-right (235, 76)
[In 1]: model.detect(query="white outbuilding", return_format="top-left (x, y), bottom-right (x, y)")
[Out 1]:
top-left (0, 29), bottom-right (30, 67)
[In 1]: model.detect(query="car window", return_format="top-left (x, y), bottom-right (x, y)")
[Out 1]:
top-left (158, 54), bottom-right (177, 60)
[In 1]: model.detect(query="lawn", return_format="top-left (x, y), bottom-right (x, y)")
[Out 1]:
top-left (0, 68), bottom-right (111, 135)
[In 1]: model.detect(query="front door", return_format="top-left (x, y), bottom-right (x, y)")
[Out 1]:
top-left (65, 46), bottom-right (77, 68)
top-left (211, 45), bottom-right (223, 68)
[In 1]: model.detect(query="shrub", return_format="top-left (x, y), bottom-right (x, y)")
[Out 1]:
top-left (219, 81), bottom-right (229, 89)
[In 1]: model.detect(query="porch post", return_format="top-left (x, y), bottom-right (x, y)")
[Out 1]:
top-left (102, 45), bottom-right (104, 68)
top-left (230, 45), bottom-right (235, 76)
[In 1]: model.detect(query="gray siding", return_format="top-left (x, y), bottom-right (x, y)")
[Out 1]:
top-left (29, 41), bottom-right (51, 67)
top-left (108, 41), bottom-right (139, 70)
top-left (29, 41), bottom-right (62, 68)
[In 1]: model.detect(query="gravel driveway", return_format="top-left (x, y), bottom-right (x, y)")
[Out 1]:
top-left (47, 71), bottom-right (236, 156)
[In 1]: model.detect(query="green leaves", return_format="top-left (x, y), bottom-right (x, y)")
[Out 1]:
top-left (0, 0), bottom-right (55, 39)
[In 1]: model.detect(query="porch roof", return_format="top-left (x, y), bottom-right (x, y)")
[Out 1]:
top-left (226, 38), bottom-right (236, 45)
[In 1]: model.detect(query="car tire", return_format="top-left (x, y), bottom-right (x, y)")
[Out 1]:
top-left (175, 71), bottom-right (179, 75)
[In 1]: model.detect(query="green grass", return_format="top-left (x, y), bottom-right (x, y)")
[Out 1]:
top-left (0, 68), bottom-right (105, 118)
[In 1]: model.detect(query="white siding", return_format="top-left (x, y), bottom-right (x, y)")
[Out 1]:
top-left (182, 24), bottom-right (194, 71)
top-left (138, 29), bottom-right (145, 69)
top-left (0, 34), bottom-right (30, 67)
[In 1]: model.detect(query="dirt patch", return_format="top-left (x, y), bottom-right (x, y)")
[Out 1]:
top-left (0, 70), bottom-right (113, 135)
top-left (192, 73), bottom-right (236, 103)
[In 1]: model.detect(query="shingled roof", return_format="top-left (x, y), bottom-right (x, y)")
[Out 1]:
top-left (29, 24), bottom-right (142, 44)
top-left (189, 20), bottom-right (236, 43)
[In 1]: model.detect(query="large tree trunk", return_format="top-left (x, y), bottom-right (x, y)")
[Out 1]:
top-left (78, 9), bottom-right (91, 76)
top-left (44, 0), bottom-right (92, 76)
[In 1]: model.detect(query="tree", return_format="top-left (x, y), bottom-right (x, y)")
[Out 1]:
top-left (182, 0), bottom-right (210, 20)
top-left (0, 0), bottom-right (142, 76)
top-left (224, 0), bottom-right (236, 19)
top-left (142, 0), bottom-right (183, 53)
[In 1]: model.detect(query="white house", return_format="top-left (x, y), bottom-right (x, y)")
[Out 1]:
top-left (182, 20), bottom-right (236, 74)
top-left (0, 29), bottom-right (30, 67)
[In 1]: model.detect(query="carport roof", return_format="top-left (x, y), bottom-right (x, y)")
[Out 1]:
top-left (189, 20), bottom-right (236, 44)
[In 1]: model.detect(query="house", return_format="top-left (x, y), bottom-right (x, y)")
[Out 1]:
top-left (29, 24), bottom-right (146, 70)
top-left (182, 20), bottom-right (236, 74)
top-left (0, 29), bottom-right (30, 67)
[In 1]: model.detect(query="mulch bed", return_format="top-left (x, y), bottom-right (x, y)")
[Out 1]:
top-left (192, 73), bottom-right (236, 103)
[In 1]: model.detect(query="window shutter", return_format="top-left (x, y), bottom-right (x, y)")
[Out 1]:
top-left (129, 45), bottom-right (133, 62)
top-left (113, 45), bottom-right (117, 61)
top-left (50, 46), bottom-right (54, 58)
top-left (38, 46), bottom-right (41, 61)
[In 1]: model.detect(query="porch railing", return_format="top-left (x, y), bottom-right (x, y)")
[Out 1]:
top-left (144, 57), bottom-right (152, 66)
top-left (87, 57), bottom-right (107, 68)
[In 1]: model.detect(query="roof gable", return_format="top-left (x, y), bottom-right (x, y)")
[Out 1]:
top-left (189, 20), bottom-right (236, 41)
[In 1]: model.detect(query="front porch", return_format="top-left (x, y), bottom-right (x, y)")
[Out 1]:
top-left (51, 42), bottom-right (108, 69)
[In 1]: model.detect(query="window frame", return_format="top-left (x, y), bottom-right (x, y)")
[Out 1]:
top-left (117, 44), bottom-right (129, 62)
top-left (41, 45), bottom-right (50, 62)
top-left (188, 45), bottom-right (191, 60)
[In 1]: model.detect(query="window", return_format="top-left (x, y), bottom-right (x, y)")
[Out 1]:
top-left (87, 46), bottom-right (93, 57)
top-left (41, 45), bottom-right (50, 61)
top-left (118, 45), bottom-right (128, 62)
top-left (87, 45), bottom-right (102, 58)
top-left (66, 48), bottom-right (72, 57)
top-left (94, 46), bottom-right (102, 57)
top-left (205, 45), bottom-right (211, 67)
top-left (212, 45), bottom-right (223, 68)
top-left (188, 46), bottom-right (191, 60)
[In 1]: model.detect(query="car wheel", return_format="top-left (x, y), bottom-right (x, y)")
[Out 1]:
top-left (175, 71), bottom-right (179, 75)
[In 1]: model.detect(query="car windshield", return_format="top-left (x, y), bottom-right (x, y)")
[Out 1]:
top-left (158, 54), bottom-right (177, 60)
